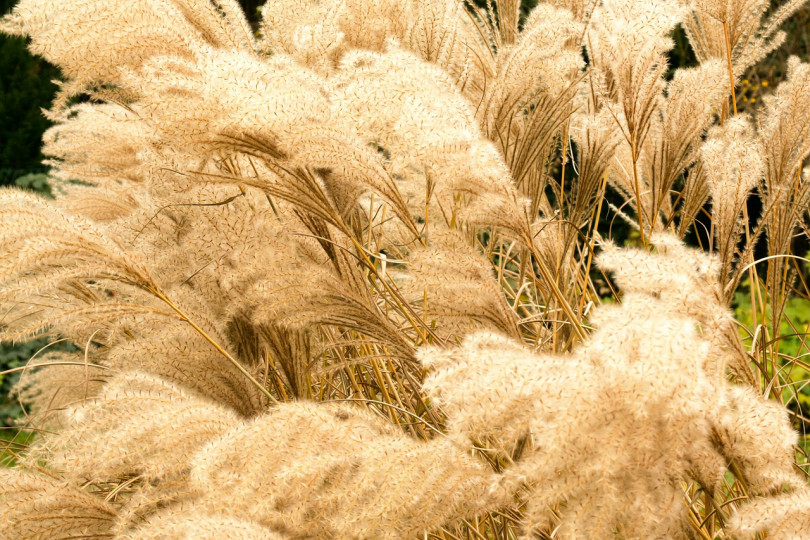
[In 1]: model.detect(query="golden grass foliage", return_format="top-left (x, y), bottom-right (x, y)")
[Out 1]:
top-left (1, 0), bottom-right (810, 538)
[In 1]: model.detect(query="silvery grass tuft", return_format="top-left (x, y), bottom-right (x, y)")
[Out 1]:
top-left (0, 0), bottom-right (809, 538)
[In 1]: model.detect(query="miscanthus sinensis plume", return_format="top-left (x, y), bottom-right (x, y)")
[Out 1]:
top-left (1, 0), bottom-right (809, 538)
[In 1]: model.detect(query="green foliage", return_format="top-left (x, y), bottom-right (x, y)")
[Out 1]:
top-left (0, 429), bottom-right (34, 466)
top-left (13, 172), bottom-right (52, 197)
top-left (734, 287), bottom-right (810, 418)
top-left (0, 0), bottom-right (59, 184)
top-left (0, 338), bottom-right (48, 427)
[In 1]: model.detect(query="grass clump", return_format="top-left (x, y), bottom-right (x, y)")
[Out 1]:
top-left (1, 0), bottom-right (810, 538)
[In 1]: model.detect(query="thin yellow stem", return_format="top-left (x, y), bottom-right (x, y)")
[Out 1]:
top-left (559, 121), bottom-right (570, 212)
top-left (522, 235), bottom-right (587, 343)
top-left (149, 287), bottom-right (277, 403)
top-left (741, 204), bottom-right (761, 331)
top-left (578, 170), bottom-right (609, 315)
top-left (347, 235), bottom-right (434, 345)
top-left (723, 22), bottom-right (738, 116)
top-left (630, 132), bottom-right (647, 246)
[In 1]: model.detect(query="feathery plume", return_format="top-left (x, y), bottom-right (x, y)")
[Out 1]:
top-left (401, 229), bottom-right (520, 341)
top-left (714, 384), bottom-right (804, 495)
top-left (260, 0), bottom-right (347, 73)
top-left (332, 46), bottom-right (529, 236)
top-left (727, 487), bottom-right (810, 539)
top-left (421, 235), bottom-right (793, 537)
top-left (0, 0), bottom-right (254, 107)
top-left (586, 0), bottom-right (684, 235)
top-left (190, 401), bottom-right (510, 539)
top-left (701, 115), bottom-right (764, 277)
top-left (0, 469), bottom-right (117, 540)
top-left (28, 371), bottom-right (243, 485)
top-left (758, 58), bottom-right (810, 340)
top-left (686, 0), bottom-right (810, 75)
top-left (120, 507), bottom-right (284, 540)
